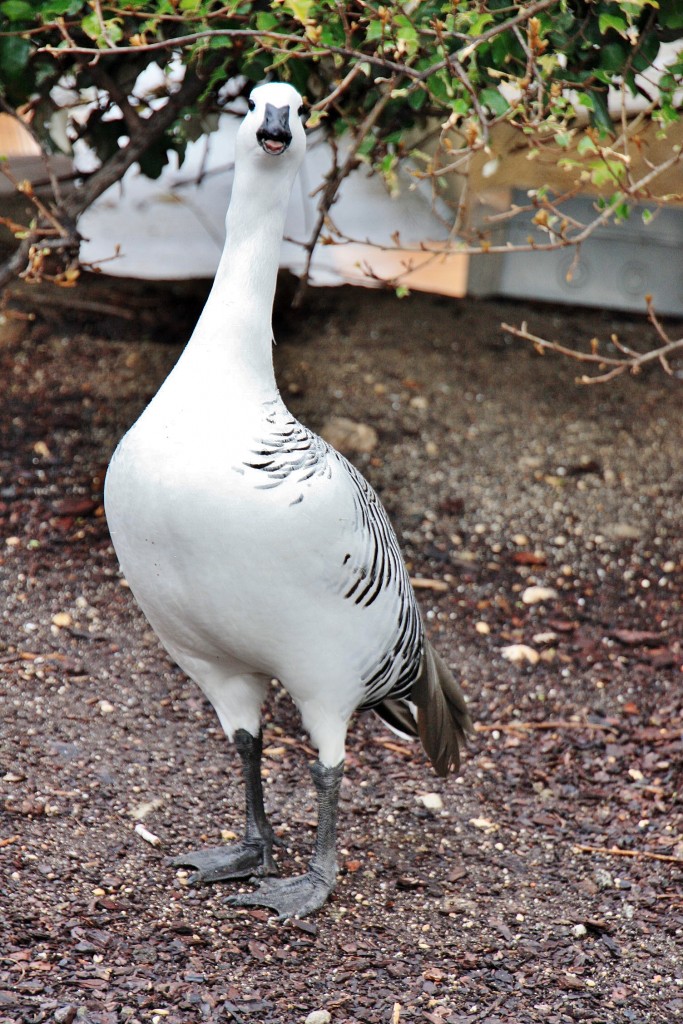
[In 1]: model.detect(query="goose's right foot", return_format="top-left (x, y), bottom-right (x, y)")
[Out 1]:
top-left (170, 838), bottom-right (277, 884)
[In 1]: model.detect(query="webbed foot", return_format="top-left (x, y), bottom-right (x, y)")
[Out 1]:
top-left (169, 839), bottom-right (277, 884)
top-left (227, 867), bottom-right (334, 919)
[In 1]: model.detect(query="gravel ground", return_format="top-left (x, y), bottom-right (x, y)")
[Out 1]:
top-left (0, 278), bottom-right (681, 1024)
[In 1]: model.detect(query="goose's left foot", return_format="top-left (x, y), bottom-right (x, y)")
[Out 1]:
top-left (229, 758), bottom-right (344, 918)
top-left (227, 867), bottom-right (335, 919)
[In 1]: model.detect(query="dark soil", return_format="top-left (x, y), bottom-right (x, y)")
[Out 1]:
top-left (1, 277), bottom-right (681, 1024)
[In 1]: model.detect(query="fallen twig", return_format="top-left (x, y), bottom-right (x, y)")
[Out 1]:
top-left (373, 738), bottom-right (413, 758)
top-left (134, 823), bottom-right (162, 847)
top-left (475, 719), bottom-right (619, 733)
top-left (410, 577), bottom-right (449, 592)
top-left (574, 844), bottom-right (683, 865)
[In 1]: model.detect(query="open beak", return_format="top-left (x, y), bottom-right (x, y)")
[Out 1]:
top-left (256, 103), bottom-right (292, 156)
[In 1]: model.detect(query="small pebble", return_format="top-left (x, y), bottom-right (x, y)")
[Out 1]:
top-left (305, 1011), bottom-right (331, 1024)
top-left (320, 417), bottom-right (377, 454)
top-left (606, 522), bottom-right (641, 540)
top-left (52, 612), bottom-right (73, 628)
top-left (595, 868), bottom-right (614, 890)
top-left (501, 644), bottom-right (540, 666)
top-left (418, 792), bottom-right (443, 811)
top-left (522, 585), bottom-right (558, 605)
top-left (54, 1009), bottom-right (77, 1024)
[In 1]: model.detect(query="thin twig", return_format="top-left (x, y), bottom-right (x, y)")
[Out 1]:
top-left (294, 76), bottom-right (401, 303)
top-left (502, 316), bottom-right (683, 385)
top-left (447, 52), bottom-right (490, 146)
top-left (312, 62), bottom-right (363, 111)
top-left (474, 720), bottom-right (619, 734)
top-left (89, 63), bottom-right (146, 140)
top-left (574, 844), bottom-right (683, 865)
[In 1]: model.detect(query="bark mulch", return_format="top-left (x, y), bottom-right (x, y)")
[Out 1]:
top-left (1, 278), bottom-right (681, 1024)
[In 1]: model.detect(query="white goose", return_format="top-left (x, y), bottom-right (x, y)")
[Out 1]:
top-left (104, 82), bottom-right (472, 919)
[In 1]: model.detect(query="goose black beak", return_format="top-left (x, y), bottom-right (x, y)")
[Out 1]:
top-left (256, 103), bottom-right (292, 156)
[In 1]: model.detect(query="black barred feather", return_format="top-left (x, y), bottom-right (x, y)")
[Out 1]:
top-left (341, 457), bottom-right (423, 706)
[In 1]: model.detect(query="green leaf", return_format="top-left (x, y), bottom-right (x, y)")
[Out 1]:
top-left (598, 41), bottom-right (629, 74)
top-left (605, 193), bottom-right (630, 222)
top-left (319, 20), bottom-right (346, 47)
top-left (587, 90), bottom-right (613, 136)
top-left (426, 70), bottom-right (453, 102)
top-left (81, 11), bottom-right (123, 46)
top-left (255, 11), bottom-right (279, 31)
top-left (0, 34), bottom-right (31, 80)
top-left (138, 142), bottom-right (171, 180)
top-left (663, 54), bottom-right (683, 75)
top-left (395, 18), bottom-right (419, 58)
top-left (660, 0), bottom-right (683, 28)
top-left (631, 33), bottom-right (659, 73)
top-left (0, 0), bottom-right (34, 20)
top-left (408, 89), bottom-right (427, 111)
top-left (283, 0), bottom-right (313, 24)
top-left (577, 135), bottom-right (598, 156)
top-left (589, 158), bottom-right (626, 187)
top-left (364, 19), bottom-right (385, 44)
top-left (39, 0), bottom-right (85, 17)
top-left (598, 13), bottom-right (628, 35)
top-left (479, 88), bottom-right (509, 117)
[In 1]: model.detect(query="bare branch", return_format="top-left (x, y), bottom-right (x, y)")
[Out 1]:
top-left (88, 64), bottom-right (147, 141)
top-left (294, 76), bottom-right (402, 304)
top-left (502, 310), bottom-right (683, 384)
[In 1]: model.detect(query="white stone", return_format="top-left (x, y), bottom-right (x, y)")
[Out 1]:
top-left (418, 792), bottom-right (444, 810)
top-left (320, 416), bottom-right (378, 454)
top-left (305, 1012), bottom-right (332, 1024)
top-left (522, 585), bottom-right (558, 605)
top-left (501, 644), bottom-right (540, 666)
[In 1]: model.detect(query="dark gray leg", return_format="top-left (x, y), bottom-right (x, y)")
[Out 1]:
top-left (169, 729), bottom-right (277, 883)
top-left (227, 759), bottom-right (344, 919)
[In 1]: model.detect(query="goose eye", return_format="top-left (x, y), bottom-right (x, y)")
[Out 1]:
top-left (247, 98), bottom-right (255, 112)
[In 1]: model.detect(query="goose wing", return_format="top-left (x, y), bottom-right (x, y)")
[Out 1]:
top-left (242, 408), bottom-right (424, 707)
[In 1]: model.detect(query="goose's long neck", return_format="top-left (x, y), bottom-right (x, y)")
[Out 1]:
top-left (180, 159), bottom-right (296, 399)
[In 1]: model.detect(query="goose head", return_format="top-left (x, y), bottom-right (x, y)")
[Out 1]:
top-left (236, 82), bottom-right (307, 170)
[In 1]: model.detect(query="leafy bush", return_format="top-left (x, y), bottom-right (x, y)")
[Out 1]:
top-left (0, 1), bottom-right (681, 289)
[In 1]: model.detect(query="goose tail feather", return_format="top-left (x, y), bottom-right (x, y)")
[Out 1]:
top-left (373, 698), bottom-right (419, 740)
top-left (410, 639), bottom-right (472, 777)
